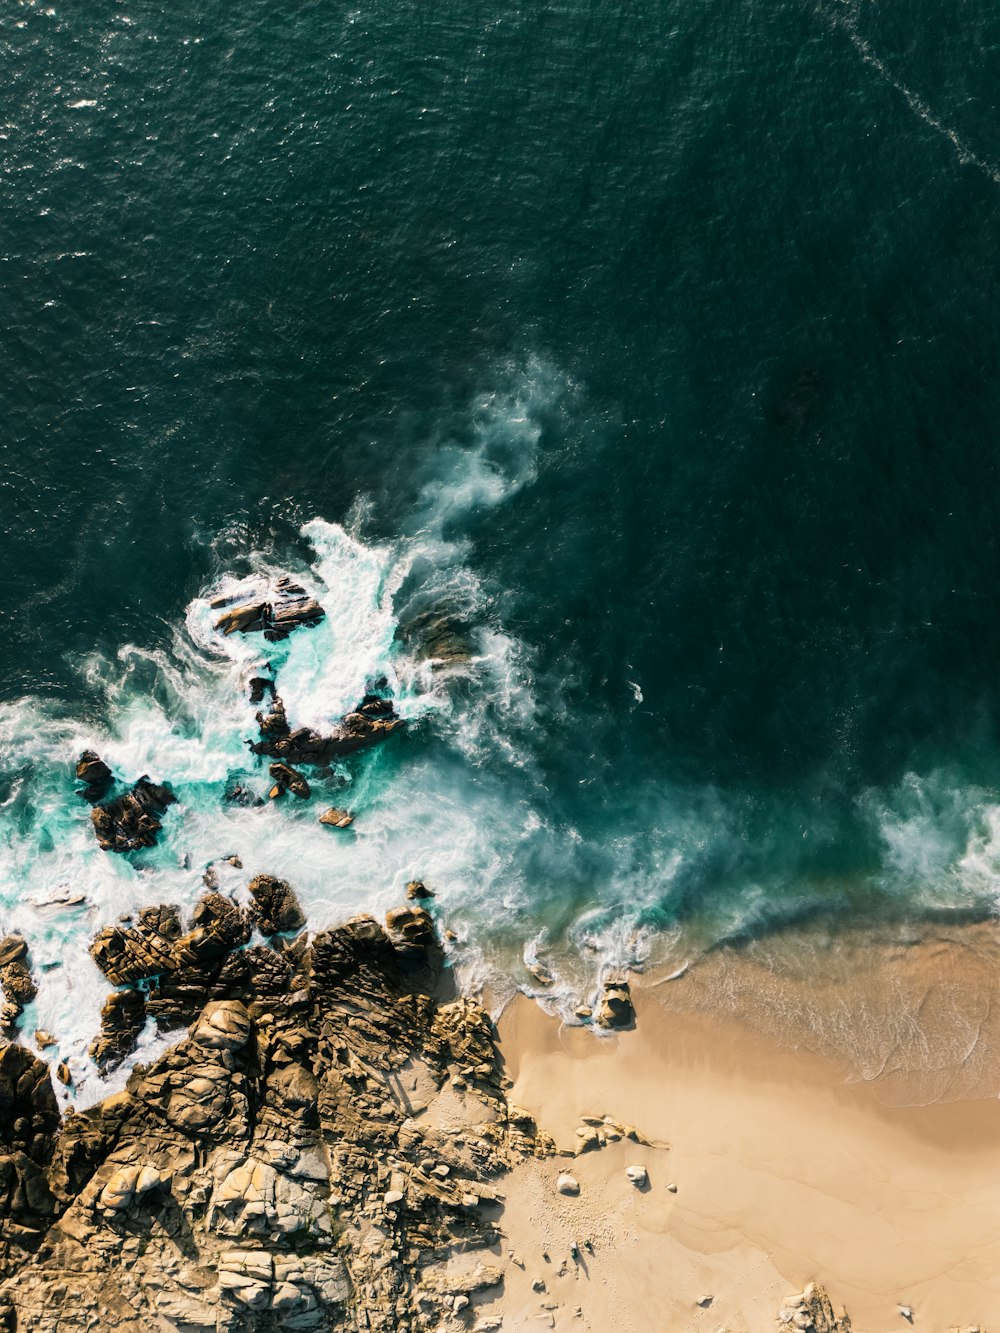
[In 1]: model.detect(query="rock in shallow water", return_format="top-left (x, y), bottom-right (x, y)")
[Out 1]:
top-left (90, 776), bottom-right (176, 853)
top-left (319, 806), bottom-right (354, 828)
top-left (213, 575), bottom-right (324, 642)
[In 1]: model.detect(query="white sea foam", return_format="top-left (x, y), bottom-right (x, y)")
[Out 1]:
top-left (0, 358), bottom-right (608, 1105)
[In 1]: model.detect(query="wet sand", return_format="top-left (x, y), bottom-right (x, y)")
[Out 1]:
top-left (480, 923), bottom-right (1000, 1331)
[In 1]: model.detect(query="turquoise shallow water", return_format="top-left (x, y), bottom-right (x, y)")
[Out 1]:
top-left (4, 0), bottom-right (1000, 1087)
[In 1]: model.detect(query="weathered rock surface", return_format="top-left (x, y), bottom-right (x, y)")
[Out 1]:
top-left (595, 979), bottom-right (635, 1029)
top-left (250, 693), bottom-right (404, 765)
top-left (319, 806), bottom-right (354, 828)
top-left (0, 897), bottom-right (555, 1331)
top-left (75, 750), bottom-right (113, 803)
top-left (213, 575), bottom-right (324, 642)
top-left (0, 937), bottom-right (36, 1038)
top-left (247, 875), bottom-right (306, 936)
top-left (89, 776), bottom-right (176, 853)
top-left (268, 761), bottom-right (310, 800)
top-left (778, 1283), bottom-right (853, 1332)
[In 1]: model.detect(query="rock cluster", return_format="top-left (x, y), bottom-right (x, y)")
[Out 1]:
top-left (250, 692), bottom-right (404, 765)
top-left (778, 1283), bottom-right (853, 1332)
top-left (0, 893), bottom-right (554, 1331)
top-left (0, 936), bottom-right (36, 1038)
top-left (90, 775), bottom-right (176, 854)
top-left (212, 575), bottom-right (324, 642)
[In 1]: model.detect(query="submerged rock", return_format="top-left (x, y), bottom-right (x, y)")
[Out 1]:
top-left (395, 607), bottom-right (473, 669)
top-left (90, 776), bottom-right (176, 854)
top-left (0, 897), bottom-right (556, 1333)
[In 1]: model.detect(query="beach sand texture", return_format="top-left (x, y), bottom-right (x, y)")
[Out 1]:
top-left (480, 925), bottom-right (1000, 1332)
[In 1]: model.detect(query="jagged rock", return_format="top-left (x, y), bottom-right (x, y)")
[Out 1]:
top-left (595, 979), bottom-right (634, 1029)
top-left (0, 901), bottom-right (557, 1333)
top-left (213, 575), bottom-right (324, 642)
top-left (247, 875), bottom-right (306, 935)
top-left (90, 776), bottom-right (176, 853)
top-left (269, 762), bottom-right (310, 800)
top-left (192, 1000), bottom-right (252, 1051)
top-left (385, 906), bottom-right (435, 954)
top-left (90, 988), bottom-right (146, 1073)
top-left (89, 906), bottom-right (182, 985)
top-left (75, 750), bottom-right (113, 803)
top-left (0, 938), bottom-right (36, 1038)
top-left (224, 777), bottom-right (266, 807)
top-left (250, 696), bottom-right (404, 765)
top-left (778, 1283), bottom-right (853, 1332)
top-left (406, 879), bottom-right (433, 900)
top-left (319, 807), bottom-right (354, 828)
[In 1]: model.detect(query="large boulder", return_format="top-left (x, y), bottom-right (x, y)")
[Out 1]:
top-left (595, 979), bottom-right (635, 1029)
top-left (247, 875), bottom-right (305, 936)
top-left (74, 750), bottom-right (113, 803)
top-left (90, 776), bottom-right (176, 853)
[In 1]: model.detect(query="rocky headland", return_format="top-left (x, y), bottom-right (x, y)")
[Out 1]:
top-left (0, 879), bottom-right (892, 1333)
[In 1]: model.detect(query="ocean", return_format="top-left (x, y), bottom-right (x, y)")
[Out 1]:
top-left (4, 0), bottom-right (1000, 1098)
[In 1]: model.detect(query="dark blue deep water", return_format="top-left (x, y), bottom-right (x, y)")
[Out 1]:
top-left (6, 0), bottom-right (1000, 1037)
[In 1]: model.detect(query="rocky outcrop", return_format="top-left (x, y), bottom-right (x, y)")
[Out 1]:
top-left (595, 979), bottom-right (635, 1029)
top-left (89, 777), bottom-right (176, 853)
top-left (75, 751), bottom-right (113, 803)
top-left (213, 575), bottom-right (324, 642)
top-left (89, 989), bottom-right (147, 1074)
top-left (778, 1283), bottom-right (853, 1332)
top-left (0, 937), bottom-right (36, 1038)
top-left (268, 762), bottom-right (310, 800)
top-left (0, 896), bottom-right (554, 1332)
top-left (247, 875), bottom-right (306, 937)
top-left (319, 806), bottom-right (354, 828)
top-left (250, 694), bottom-right (404, 766)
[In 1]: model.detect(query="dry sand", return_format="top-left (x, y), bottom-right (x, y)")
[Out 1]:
top-left (474, 924), bottom-right (1000, 1332)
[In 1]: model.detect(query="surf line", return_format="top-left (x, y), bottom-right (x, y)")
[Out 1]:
top-left (823, 0), bottom-right (1000, 187)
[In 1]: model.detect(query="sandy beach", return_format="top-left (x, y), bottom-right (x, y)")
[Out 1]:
top-left (477, 925), bottom-right (1000, 1332)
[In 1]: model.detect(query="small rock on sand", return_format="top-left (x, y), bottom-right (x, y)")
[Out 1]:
top-left (556, 1172), bottom-right (580, 1196)
top-left (625, 1165), bottom-right (648, 1187)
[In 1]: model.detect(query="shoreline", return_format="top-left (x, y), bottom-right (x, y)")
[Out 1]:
top-left (483, 925), bottom-right (1000, 1331)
